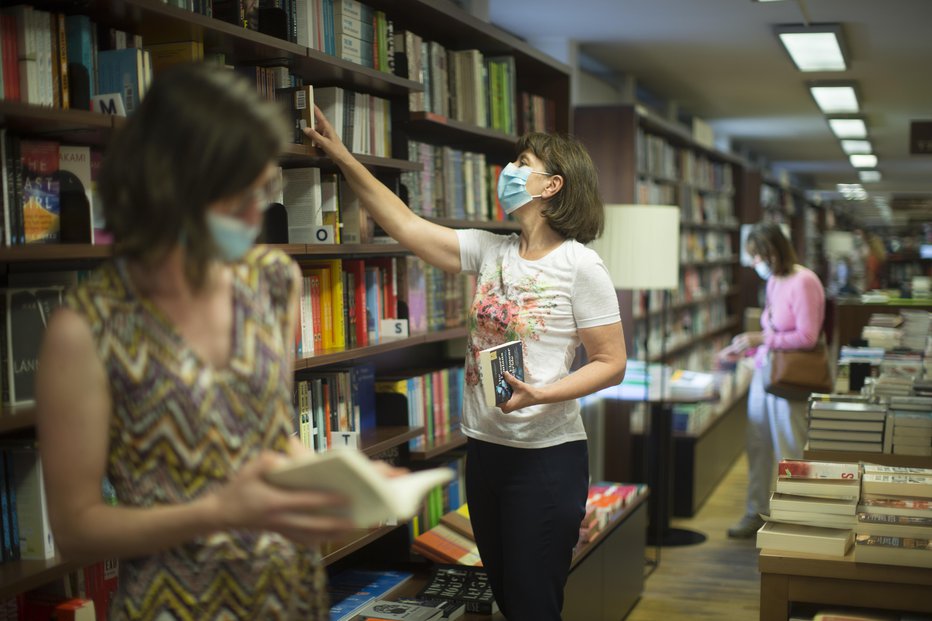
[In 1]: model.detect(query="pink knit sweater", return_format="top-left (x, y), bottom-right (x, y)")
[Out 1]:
top-left (753, 265), bottom-right (825, 367)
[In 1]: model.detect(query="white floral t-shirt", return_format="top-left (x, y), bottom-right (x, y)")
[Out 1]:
top-left (457, 229), bottom-right (621, 448)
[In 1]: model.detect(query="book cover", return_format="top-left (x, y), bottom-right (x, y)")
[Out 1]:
top-left (352, 599), bottom-right (442, 621)
top-left (417, 565), bottom-right (498, 615)
top-left (394, 597), bottom-right (465, 620)
top-left (412, 523), bottom-right (482, 566)
top-left (4, 287), bottom-right (64, 405)
top-left (774, 478), bottom-right (859, 500)
top-left (777, 459), bottom-right (860, 480)
top-left (858, 496), bottom-right (932, 518)
top-left (478, 339), bottom-right (524, 408)
top-left (264, 449), bottom-right (453, 527)
top-left (20, 140), bottom-right (61, 244)
top-left (856, 512), bottom-right (932, 539)
top-left (10, 445), bottom-right (55, 560)
top-left (769, 492), bottom-right (858, 516)
top-left (329, 569), bottom-right (414, 621)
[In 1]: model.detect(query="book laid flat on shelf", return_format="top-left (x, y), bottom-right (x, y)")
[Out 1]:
top-left (774, 478), bottom-right (860, 500)
top-left (417, 565), bottom-right (499, 615)
top-left (857, 496), bottom-right (932, 518)
top-left (265, 449), bottom-right (454, 527)
top-left (756, 521), bottom-right (855, 557)
top-left (769, 492), bottom-right (858, 516)
top-left (394, 597), bottom-right (465, 620)
top-left (856, 512), bottom-right (932, 539)
top-left (854, 534), bottom-right (932, 568)
top-left (861, 473), bottom-right (932, 499)
top-left (765, 510), bottom-right (857, 530)
top-left (328, 569), bottom-right (414, 621)
top-left (478, 340), bottom-right (524, 407)
top-left (351, 599), bottom-right (443, 621)
top-left (777, 459), bottom-right (860, 480)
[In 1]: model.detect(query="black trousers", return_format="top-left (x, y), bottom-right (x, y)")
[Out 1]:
top-left (465, 438), bottom-right (589, 621)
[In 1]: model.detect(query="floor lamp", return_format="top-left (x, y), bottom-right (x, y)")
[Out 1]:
top-left (591, 204), bottom-right (688, 560)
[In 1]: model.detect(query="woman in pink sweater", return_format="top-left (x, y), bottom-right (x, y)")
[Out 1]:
top-left (722, 222), bottom-right (826, 538)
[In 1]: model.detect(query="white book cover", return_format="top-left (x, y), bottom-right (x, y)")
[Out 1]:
top-left (770, 492), bottom-right (858, 516)
top-left (265, 448), bottom-right (453, 527)
top-left (11, 447), bottom-right (56, 560)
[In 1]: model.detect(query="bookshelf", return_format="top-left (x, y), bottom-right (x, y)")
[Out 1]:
top-left (573, 104), bottom-right (747, 505)
top-left (0, 0), bottom-right (594, 610)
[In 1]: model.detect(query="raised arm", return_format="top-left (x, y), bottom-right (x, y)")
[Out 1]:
top-left (303, 106), bottom-right (462, 273)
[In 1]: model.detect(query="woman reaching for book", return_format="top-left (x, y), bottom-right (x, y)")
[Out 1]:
top-left (306, 108), bottom-right (627, 621)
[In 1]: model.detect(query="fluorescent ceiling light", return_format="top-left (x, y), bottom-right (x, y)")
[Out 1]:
top-left (837, 183), bottom-right (867, 200)
top-left (859, 170), bottom-right (882, 183)
top-left (841, 139), bottom-right (872, 154)
top-left (809, 84), bottom-right (859, 113)
top-left (850, 154), bottom-right (878, 168)
top-left (829, 118), bottom-right (867, 138)
top-left (777, 25), bottom-right (847, 72)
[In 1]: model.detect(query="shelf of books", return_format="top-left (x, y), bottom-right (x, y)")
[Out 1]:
top-left (0, 0), bottom-right (578, 614)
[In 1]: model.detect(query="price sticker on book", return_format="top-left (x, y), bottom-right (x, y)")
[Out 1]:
top-left (381, 319), bottom-right (409, 339)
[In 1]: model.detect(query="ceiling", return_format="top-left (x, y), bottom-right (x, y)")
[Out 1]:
top-left (486, 0), bottom-right (932, 229)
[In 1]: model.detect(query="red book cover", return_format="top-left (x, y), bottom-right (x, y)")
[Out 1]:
top-left (343, 259), bottom-right (368, 347)
top-left (778, 459), bottom-right (859, 480)
top-left (1, 16), bottom-right (21, 101)
top-left (307, 272), bottom-right (322, 354)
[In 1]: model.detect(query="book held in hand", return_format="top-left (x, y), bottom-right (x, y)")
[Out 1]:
top-left (265, 449), bottom-right (454, 527)
top-left (478, 340), bottom-right (524, 407)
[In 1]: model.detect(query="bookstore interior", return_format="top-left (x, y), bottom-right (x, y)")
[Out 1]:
top-left (0, 0), bottom-right (931, 620)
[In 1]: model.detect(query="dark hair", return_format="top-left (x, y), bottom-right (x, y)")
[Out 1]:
top-left (515, 132), bottom-right (603, 244)
top-left (746, 222), bottom-right (798, 276)
top-left (99, 62), bottom-right (288, 289)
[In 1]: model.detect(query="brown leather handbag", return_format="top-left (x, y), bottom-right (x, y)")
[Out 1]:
top-left (763, 339), bottom-right (834, 400)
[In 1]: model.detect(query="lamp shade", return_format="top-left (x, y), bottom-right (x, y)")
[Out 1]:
top-left (591, 204), bottom-right (680, 290)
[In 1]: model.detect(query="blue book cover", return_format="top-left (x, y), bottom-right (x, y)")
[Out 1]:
top-left (97, 48), bottom-right (143, 114)
top-left (65, 15), bottom-right (97, 103)
top-left (364, 266), bottom-right (381, 342)
top-left (352, 362), bottom-right (376, 432)
top-left (328, 568), bottom-right (413, 621)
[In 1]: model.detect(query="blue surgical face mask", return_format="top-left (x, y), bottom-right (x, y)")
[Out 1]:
top-left (207, 211), bottom-right (261, 261)
top-left (497, 162), bottom-right (551, 214)
top-left (754, 262), bottom-right (772, 280)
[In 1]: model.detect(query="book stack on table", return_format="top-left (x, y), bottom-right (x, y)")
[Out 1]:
top-left (807, 397), bottom-right (889, 454)
top-left (854, 464), bottom-right (932, 569)
top-left (887, 397), bottom-right (932, 457)
top-left (756, 459), bottom-right (860, 557)
top-left (577, 482), bottom-right (647, 545)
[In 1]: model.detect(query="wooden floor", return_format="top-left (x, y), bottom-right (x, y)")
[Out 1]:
top-left (624, 454), bottom-right (761, 621)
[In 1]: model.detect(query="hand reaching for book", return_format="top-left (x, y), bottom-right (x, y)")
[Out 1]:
top-left (207, 449), bottom-right (354, 546)
top-left (303, 105), bottom-right (352, 167)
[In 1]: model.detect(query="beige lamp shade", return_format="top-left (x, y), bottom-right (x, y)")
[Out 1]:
top-left (591, 204), bottom-right (680, 290)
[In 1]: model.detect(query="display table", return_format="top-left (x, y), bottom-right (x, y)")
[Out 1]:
top-left (758, 549), bottom-right (932, 621)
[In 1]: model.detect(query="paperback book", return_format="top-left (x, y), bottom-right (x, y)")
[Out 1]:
top-left (417, 565), bottom-right (499, 615)
top-left (265, 449), bottom-right (453, 527)
top-left (478, 340), bottom-right (524, 408)
top-left (352, 599), bottom-right (443, 620)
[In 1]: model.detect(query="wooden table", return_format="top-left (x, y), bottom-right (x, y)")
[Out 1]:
top-left (759, 549), bottom-right (932, 621)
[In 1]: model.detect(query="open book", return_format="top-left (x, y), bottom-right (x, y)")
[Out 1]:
top-left (265, 449), bottom-right (454, 527)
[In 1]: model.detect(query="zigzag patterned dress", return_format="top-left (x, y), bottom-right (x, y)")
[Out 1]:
top-left (64, 247), bottom-right (328, 621)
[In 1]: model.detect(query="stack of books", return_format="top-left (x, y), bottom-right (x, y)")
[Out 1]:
top-left (835, 347), bottom-right (884, 393)
top-left (757, 459), bottom-right (860, 557)
top-left (578, 482), bottom-right (646, 545)
top-left (855, 465), bottom-right (932, 569)
top-left (862, 314), bottom-right (903, 350)
top-left (900, 309), bottom-right (931, 352)
top-left (807, 398), bottom-right (889, 454)
top-left (411, 505), bottom-right (481, 567)
top-left (888, 397), bottom-right (932, 457)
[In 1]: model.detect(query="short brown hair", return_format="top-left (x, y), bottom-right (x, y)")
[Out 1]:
top-left (99, 63), bottom-right (288, 289)
top-left (514, 132), bottom-right (603, 244)
top-left (746, 222), bottom-right (798, 276)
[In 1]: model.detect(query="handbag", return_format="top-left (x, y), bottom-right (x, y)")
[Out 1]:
top-left (762, 308), bottom-right (833, 400)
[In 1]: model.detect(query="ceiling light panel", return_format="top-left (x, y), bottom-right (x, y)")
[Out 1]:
top-left (850, 154), bottom-right (878, 168)
top-left (841, 139), bottom-right (872, 154)
top-left (829, 118), bottom-right (868, 138)
top-left (777, 25), bottom-right (848, 72)
top-left (810, 85), bottom-right (859, 113)
top-left (859, 171), bottom-right (882, 183)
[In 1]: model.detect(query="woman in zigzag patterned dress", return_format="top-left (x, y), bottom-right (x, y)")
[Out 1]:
top-left (35, 64), bottom-right (352, 620)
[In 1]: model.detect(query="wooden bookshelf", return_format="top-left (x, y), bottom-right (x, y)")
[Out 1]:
top-left (0, 557), bottom-right (83, 602)
top-left (296, 327), bottom-right (467, 370)
top-left (408, 429), bottom-right (467, 461)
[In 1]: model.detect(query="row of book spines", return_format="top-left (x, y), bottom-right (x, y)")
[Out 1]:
top-left (292, 256), bottom-right (471, 357)
top-left (410, 456), bottom-right (465, 536)
top-left (294, 365), bottom-right (374, 453)
top-left (375, 366), bottom-right (465, 445)
top-left (635, 127), bottom-right (735, 191)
